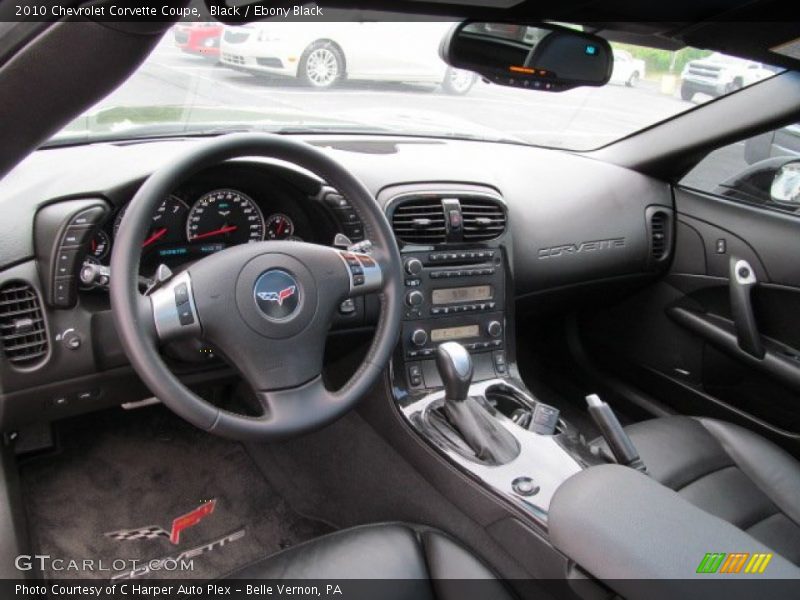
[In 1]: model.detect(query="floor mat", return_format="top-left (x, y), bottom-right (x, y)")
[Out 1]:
top-left (18, 405), bottom-right (332, 581)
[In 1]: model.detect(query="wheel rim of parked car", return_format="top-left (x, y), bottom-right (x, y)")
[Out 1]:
top-left (448, 69), bottom-right (474, 93)
top-left (306, 47), bottom-right (339, 86)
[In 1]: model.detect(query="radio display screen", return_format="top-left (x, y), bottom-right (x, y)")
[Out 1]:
top-left (432, 285), bottom-right (492, 305)
top-left (431, 325), bottom-right (480, 343)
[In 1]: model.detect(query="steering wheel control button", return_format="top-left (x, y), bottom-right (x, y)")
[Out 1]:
top-left (254, 269), bottom-right (301, 320)
top-left (177, 304), bottom-right (195, 326)
top-left (151, 271), bottom-right (201, 340)
top-left (512, 477), bottom-right (540, 497)
top-left (337, 250), bottom-right (382, 294)
top-left (174, 283), bottom-right (190, 305)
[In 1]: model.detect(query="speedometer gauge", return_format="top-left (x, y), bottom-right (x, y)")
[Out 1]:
top-left (266, 214), bottom-right (294, 240)
top-left (187, 189), bottom-right (265, 244)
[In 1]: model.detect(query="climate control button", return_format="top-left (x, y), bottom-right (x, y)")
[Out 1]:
top-left (487, 321), bottom-right (502, 337)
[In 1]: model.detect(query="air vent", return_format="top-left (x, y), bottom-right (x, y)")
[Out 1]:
top-left (0, 282), bottom-right (48, 368)
top-left (650, 212), bottom-right (668, 259)
top-left (645, 206), bottom-right (674, 268)
top-left (391, 197), bottom-right (447, 245)
top-left (461, 198), bottom-right (506, 242)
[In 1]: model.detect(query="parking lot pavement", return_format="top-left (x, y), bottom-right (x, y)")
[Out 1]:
top-left (93, 37), bottom-right (697, 150)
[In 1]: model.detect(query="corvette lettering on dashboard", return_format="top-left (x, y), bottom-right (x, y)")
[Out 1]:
top-left (537, 237), bottom-right (626, 259)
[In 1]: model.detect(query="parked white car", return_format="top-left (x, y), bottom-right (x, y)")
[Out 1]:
top-left (610, 49), bottom-right (646, 87)
top-left (680, 52), bottom-right (775, 100)
top-left (219, 22), bottom-right (477, 94)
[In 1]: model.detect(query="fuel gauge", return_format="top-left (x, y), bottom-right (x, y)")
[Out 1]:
top-left (266, 213), bottom-right (295, 240)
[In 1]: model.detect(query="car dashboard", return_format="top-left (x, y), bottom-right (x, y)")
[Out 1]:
top-left (0, 135), bottom-right (673, 430)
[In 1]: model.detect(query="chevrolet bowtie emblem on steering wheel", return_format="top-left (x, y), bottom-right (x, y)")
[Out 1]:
top-left (256, 285), bottom-right (296, 306)
top-left (254, 270), bottom-right (301, 319)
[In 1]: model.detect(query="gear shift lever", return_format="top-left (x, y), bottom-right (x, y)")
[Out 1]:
top-left (435, 342), bottom-right (518, 465)
top-left (436, 342), bottom-right (473, 401)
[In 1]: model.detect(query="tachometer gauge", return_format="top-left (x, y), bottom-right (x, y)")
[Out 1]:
top-left (266, 213), bottom-right (295, 240)
top-left (113, 194), bottom-right (189, 249)
top-left (88, 230), bottom-right (110, 261)
top-left (187, 189), bottom-right (265, 244)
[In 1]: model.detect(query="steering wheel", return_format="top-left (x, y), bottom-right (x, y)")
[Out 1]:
top-left (110, 134), bottom-right (403, 441)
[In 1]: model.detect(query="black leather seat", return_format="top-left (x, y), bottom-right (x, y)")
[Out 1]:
top-left (225, 522), bottom-right (515, 599)
top-left (612, 416), bottom-right (800, 565)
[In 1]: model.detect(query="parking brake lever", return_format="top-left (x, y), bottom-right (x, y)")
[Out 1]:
top-left (729, 257), bottom-right (765, 359)
top-left (586, 394), bottom-right (646, 472)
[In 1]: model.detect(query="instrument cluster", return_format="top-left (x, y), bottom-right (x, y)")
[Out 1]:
top-left (86, 188), bottom-right (306, 269)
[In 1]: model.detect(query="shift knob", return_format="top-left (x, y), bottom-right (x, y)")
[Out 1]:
top-left (436, 342), bottom-right (473, 401)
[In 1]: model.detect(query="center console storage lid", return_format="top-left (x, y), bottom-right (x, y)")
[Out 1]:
top-left (549, 465), bottom-right (800, 598)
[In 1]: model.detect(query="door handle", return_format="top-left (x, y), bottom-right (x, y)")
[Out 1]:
top-left (729, 257), bottom-right (765, 359)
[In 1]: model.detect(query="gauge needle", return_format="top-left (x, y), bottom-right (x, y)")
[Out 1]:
top-left (192, 225), bottom-right (238, 240)
top-left (142, 227), bottom-right (168, 247)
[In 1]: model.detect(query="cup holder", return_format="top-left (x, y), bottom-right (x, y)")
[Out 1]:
top-left (485, 384), bottom-right (566, 435)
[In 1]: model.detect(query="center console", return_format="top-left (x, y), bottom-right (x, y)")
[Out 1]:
top-left (399, 247), bottom-right (508, 390)
top-left (383, 185), bottom-right (601, 531)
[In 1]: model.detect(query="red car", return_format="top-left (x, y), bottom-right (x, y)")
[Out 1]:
top-left (173, 23), bottom-right (223, 59)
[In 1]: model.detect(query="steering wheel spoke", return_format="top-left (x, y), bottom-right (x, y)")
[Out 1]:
top-left (149, 270), bottom-right (202, 343)
top-left (337, 249), bottom-right (383, 296)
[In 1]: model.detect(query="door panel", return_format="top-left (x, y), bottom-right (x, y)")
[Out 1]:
top-left (580, 186), bottom-right (800, 453)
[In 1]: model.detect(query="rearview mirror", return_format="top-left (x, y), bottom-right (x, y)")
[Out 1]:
top-left (440, 22), bottom-right (613, 92)
top-left (771, 161), bottom-right (800, 206)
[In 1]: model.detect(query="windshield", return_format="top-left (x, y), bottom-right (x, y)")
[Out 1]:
top-left (51, 21), bottom-right (783, 151)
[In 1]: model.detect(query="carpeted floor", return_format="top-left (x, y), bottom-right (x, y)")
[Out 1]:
top-left (17, 405), bottom-right (332, 581)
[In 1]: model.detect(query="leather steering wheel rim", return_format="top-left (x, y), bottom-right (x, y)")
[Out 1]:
top-left (110, 133), bottom-right (402, 441)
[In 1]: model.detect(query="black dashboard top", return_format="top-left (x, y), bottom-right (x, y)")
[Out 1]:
top-left (0, 135), bottom-right (671, 295)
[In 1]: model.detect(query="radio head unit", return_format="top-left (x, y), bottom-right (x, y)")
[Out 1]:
top-left (399, 247), bottom-right (508, 389)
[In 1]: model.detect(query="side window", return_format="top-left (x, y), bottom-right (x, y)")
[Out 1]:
top-left (681, 124), bottom-right (800, 214)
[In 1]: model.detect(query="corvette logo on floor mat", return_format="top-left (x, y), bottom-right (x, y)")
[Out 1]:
top-left (105, 499), bottom-right (217, 545)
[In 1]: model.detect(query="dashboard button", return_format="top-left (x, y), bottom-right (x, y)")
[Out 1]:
top-left (55, 248), bottom-right (80, 277)
top-left (69, 207), bottom-right (105, 227)
top-left (61, 226), bottom-right (93, 247)
top-left (405, 290), bottom-right (424, 307)
top-left (53, 277), bottom-right (74, 307)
